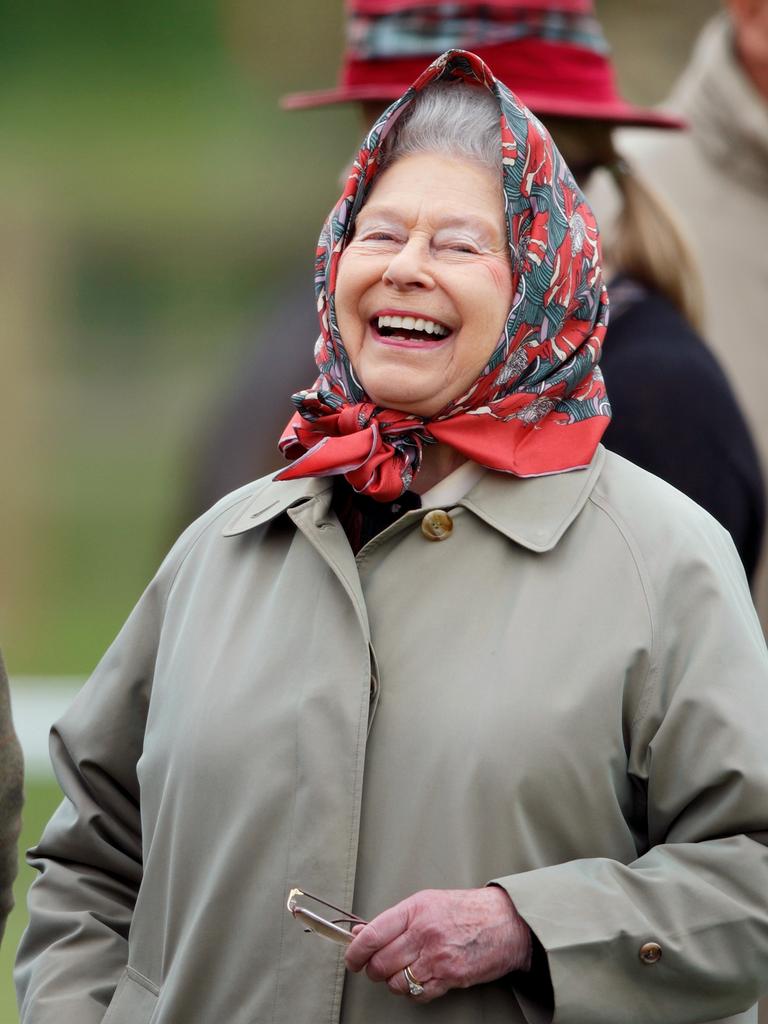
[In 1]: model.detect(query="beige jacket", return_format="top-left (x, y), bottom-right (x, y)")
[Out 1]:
top-left (618, 14), bottom-right (768, 632)
top-left (15, 448), bottom-right (768, 1023)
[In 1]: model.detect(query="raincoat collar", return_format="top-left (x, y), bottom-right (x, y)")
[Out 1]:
top-left (222, 477), bottom-right (333, 536)
top-left (462, 444), bottom-right (605, 551)
top-left (223, 446), bottom-right (605, 552)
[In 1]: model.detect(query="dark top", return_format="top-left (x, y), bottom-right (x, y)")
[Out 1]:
top-left (600, 277), bottom-right (765, 582)
top-left (332, 480), bottom-right (422, 553)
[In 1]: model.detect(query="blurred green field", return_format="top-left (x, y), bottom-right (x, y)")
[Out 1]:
top-left (0, 779), bottom-right (63, 1021)
top-left (0, 0), bottom-right (358, 675)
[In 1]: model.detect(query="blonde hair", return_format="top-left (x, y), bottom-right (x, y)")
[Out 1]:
top-left (547, 119), bottom-right (704, 331)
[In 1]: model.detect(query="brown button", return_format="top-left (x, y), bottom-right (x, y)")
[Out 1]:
top-left (639, 942), bottom-right (662, 965)
top-left (421, 509), bottom-right (453, 541)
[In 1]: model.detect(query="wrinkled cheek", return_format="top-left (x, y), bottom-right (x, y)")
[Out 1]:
top-left (335, 304), bottom-right (356, 355)
top-left (334, 297), bottom-right (367, 369)
top-left (334, 254), bottom-right (351, 305)
top-left (484, 260), bottom-right (514, 297)
top-left (334, 267), bottom-right (356, 346)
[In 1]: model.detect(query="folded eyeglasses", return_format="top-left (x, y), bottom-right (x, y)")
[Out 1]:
top-left (286, 887), bottom-right (368, 945)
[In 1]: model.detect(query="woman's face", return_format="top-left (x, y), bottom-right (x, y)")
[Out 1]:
top-left (335, 152), bottom-right (514, 418)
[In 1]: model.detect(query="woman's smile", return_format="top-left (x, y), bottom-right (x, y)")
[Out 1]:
top-left (369, 309), bottom-right (454, 349)
top-left (335, 151), bottom-right (513, 417)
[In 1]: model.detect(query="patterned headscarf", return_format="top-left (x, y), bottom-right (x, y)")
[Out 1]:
top-left (277, 49), bottom-right (610, 501)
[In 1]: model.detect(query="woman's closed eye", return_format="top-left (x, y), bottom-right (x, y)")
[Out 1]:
top-left (353, 220), bottom-right (406, 244)
top-left (433, 231), bottom-right (486, 255)
top-left (434, 239), bottom-right (483, 256)
top-left (441, 241), bottom-right (480, 253)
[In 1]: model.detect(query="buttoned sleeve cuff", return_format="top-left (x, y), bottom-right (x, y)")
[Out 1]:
top-left (492, 863), bottom-right (671, 1024)
top-left (490, 853), bottom-right (761, 1024)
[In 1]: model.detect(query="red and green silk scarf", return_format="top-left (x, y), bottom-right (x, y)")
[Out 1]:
top-left (277, 48), bottom-right (611, 501)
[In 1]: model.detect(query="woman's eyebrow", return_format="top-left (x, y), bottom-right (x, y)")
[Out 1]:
top-left (433, 216), bottom-right (498, 242)
top-left (354, 205), bottom-right (405, 226)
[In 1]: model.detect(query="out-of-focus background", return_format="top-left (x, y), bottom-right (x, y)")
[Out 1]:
top-left (0, 0), bottom-right (719, 1016)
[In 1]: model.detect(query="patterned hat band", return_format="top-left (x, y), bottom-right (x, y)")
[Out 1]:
top-left (340, 37), bottom-right (618, 108)
top-left (347, 7), bottom-right (609, 60)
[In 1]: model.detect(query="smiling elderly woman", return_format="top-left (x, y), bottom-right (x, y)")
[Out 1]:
top-left (15, 51), bottom-right (768, 1024)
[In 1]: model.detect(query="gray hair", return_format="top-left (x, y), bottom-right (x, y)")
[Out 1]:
top-left (380, 82), bottom-right (502, 174)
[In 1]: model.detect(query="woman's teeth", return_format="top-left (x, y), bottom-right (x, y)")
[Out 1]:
top-left (376, 314), bottom-right (449, 338)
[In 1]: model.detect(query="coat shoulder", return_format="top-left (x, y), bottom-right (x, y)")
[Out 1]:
top-left (161, 475), bottom-right (276, 575)
top-left (191, 474), bottom-right (276, 529)
top-left (588, 452), bottom-right (760, 681)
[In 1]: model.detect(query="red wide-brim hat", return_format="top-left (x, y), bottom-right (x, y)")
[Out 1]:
top-left (281, 0), bottom-right (684, 130)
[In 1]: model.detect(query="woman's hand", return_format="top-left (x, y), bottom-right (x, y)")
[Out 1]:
top-left (344, 886), bottom-right (532, 1003)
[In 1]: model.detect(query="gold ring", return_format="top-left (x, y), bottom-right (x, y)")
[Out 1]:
top-left (403, 964), bottom-right (425, 997)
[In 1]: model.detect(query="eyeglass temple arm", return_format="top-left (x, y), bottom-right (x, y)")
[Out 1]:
top-left (287, 887), bottom-right (368, 924)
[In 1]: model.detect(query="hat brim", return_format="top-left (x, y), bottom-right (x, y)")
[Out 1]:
top-left (280, 83), bottom-right (685, 130)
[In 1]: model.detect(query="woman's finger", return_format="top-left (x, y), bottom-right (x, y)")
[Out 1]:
top-left (364, 932), bottom-right (421, 983)
top-left (386, 966), bottom-right (444, 1003)
top-left (345, 901), bottom-right (410, 972)
top-left (386, 968), bottom-right (414, 998)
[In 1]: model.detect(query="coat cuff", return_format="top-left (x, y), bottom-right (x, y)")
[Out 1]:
top-left (491, 863), bottom-right (671, 1024)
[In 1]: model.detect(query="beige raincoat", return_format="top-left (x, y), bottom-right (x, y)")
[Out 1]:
top-left (15, 447), bottom-right (768, 1023)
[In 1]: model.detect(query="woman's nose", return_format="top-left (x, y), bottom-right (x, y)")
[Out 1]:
top-left (382, 239), bottom-right (434, 290)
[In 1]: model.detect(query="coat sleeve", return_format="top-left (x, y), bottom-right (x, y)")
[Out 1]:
top-left (13, 514), bottom-right (208, 1023)
top-left (494, 518), bottom-right (768, 1024)
top-left (0, 651), bottom-right (24, 943)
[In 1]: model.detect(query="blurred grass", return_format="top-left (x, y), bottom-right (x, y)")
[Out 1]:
top-left (0, 778), bottom-right (63, 1021)
top-left (0, 1), bottom-right (357, 675)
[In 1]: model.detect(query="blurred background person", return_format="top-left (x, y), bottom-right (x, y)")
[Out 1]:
top-left (618, 0), bottom-right (768, 627)
top-left (186, 0), bottom-right (764, 585)
top-left (0, 653), bottom-right (24, 944)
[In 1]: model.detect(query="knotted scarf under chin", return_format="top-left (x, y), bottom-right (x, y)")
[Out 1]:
top-left (278, 397), bottom-right (427, 501)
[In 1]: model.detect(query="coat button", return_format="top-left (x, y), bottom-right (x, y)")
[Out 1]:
top-left (639, 942), bottom-right (662, 965)
top-left (421, 509), bottom-right (453, 541)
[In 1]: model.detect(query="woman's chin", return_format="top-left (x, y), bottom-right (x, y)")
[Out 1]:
top-left (364, 383), bottom-right (443, 418)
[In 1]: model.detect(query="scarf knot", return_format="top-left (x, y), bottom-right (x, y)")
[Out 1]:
top-left (279, 397), bottom-right (426, 501)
